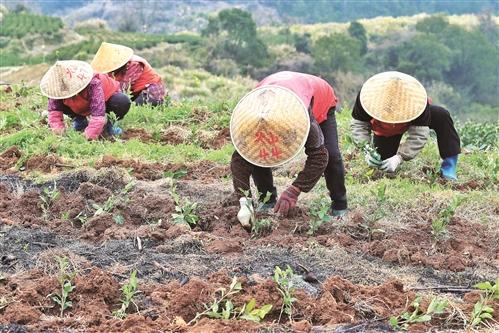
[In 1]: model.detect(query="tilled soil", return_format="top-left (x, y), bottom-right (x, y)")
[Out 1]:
top-left (0, 167), bottom-right (498, 333)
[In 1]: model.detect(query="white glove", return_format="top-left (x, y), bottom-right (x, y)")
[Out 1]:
top-left (365, 151), bottom-right (382, 168)
top-left (380, 154), bottom-right (403, 172)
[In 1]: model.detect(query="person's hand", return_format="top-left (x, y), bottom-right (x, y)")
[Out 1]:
top-left (52, 127), bottom-right (65, 135)
top-left (274, 185), bottom-right (300, 216)
top-left (380, 154), bottom-right (403, 172)
top-left (365, 150), bottom-right (382, 168)
top-left (84, 116), bottom-right (106, 140)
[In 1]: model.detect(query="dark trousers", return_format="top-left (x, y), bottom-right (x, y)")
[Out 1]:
top-left (62, 92), bottom-right (131, 121)
top-left (231, 111), bottom-right (347, 210)
top-left (373, 105), bottom-right (461, 160)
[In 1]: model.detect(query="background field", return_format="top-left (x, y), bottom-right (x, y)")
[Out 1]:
top-left (0, 1), bottom-right (498, 332)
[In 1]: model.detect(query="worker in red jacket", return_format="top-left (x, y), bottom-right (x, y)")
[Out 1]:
top-left (40, 60), bottom-right (130, 140)
top-left (229, 71), bottom-right (347, 217)
top-left (91, 42), bottom-right (166, 106)
top-left (351, 71), bottom-right (461, 180)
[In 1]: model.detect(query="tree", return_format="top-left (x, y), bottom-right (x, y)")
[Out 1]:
top-left (312, 33), bottom-right (362, 73)
top-left (396, 35), bottom-right (451, 84)
top-left (415, 15), bottom-right (449, 34)
top-left (348, 21), bottom-right (367, 55)
top-left (202, 8), bottom-right (269, 71)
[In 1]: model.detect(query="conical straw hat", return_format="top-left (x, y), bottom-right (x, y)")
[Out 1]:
top-left (91, 42), bottom-right (133, 73)
top-left (230, 86), bottom-right (310, 168)
top-left (40, 60), bottom-right (93, 99)
top-left (360, 71), bottom-right (427, 123)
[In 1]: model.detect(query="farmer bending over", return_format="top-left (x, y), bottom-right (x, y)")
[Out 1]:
top-left (351, 71), bottom-right (461, 180)
top-left (229, 71), bottom-right (348, 217)
top-left (40, 60), bottom-right (130, 140)
top-left (91, 42), bottom-right (166, 106)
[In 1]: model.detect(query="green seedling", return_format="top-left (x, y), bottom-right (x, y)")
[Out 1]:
top-left (190, 277), bottom-right (272, 324)
top-left (307, 196), bottom-right (331, 235)
top-left (113, 270), bottom-right (139, 319)
top-left (50, 256), bottom-right (76, 317)
top-left (273, 265), bottom-right (297, 322)
top-left (431, 197), bottom-right (463, 239)
top-left (92, 196), bottom-right (117, 216)
top-left (113, 214), bottom-right (125, 225)
top-left (251, 218), bottom-right (273, 238)
top-left (171, 188), bottom-right (199, 228)
top-left (390, 296), bottom-right (448, 330)
top-left (164, 169), bottom-right (188, 179)
top-left (363, 143), bottom-right (382, 164)
top-left (241, 189), bottom-right (274, 236)
top-left (468, 280), bottom-right (498, 328)
top-left (75, 212), bottom-right (88, 225)
top-left (39, 181), bottom-right (60, 219)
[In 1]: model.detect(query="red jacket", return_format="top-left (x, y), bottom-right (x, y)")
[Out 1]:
top-left (63, 74), bottom-right (120, 116)
top-left (114, 55), bottom-right (162, 94)
top-left (256, 71), bottom-right (338, 124)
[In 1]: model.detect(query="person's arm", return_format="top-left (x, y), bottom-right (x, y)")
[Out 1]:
top-left (84, 79), bottom-right (107, 140)
top-left (351, 92), bottom-right (372, 145)
top-left (122, 62), bottom-right (144, 91)
top-left (397, 126), bottom-right (430, 161)
top-left (275, 118), bottom-right (328, 216)
top-left (47, 99), bottom-right (66, 134)
top-left (291, 119), bottom-right (329, 192)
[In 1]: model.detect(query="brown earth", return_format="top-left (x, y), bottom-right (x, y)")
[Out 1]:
top-left (121, 128), bottom-right (154, 142)
top-left (0, 146), bottom-right (22, 171)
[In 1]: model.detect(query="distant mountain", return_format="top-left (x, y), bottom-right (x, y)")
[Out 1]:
top-left (5, 0), bottom-right (498, 33)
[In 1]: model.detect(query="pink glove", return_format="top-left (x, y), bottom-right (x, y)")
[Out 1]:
top-left (84, 116), bottom-right (106, 140)
top-left (274, 185), bottom-right (300, 217)
top-left (48, 111), bottom-right (65, 134)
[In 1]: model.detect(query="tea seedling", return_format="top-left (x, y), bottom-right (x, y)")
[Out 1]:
top-left (273, 265), bottom-right (297, 322)
top-left (92, 195), bottom-right (117, 216)
top-left (190, 277), bottom-right (272, 324)
top-left (39, 181), bottom-right (60, 219)
top-left (307, 196), bottom-right (331, 235)
top-left (431, 197), bottom-right (463, 239)
top-left (390, 296), bottom-right (448, 330)
top-left (171, 188), bottom-right (199, 228)
top-left (113, 270), bottom-right (139, 319)
top-left (251, 218), bottom-right (273, 238)
top-left (51, 256), bottom-right (76, 317)
top-left (240, 190), bottom-right (275, 236)
top-left (468, 280), bottom-right (498, 328)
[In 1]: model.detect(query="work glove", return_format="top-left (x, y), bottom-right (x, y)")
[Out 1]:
top-left (274, 185), bottom-right (300, 217)
top-left (365, 151), bottom-right (382, 168)
top-left (380, 154), bottom-right (403, 173)
top-left (84, 116), bottom-right (106, 140)
top-left (48, 111), bottom-right (66, 135)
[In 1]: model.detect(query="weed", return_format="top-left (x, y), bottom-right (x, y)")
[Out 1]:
top-left (164, 169), bottom-right (188, 179)
top-left (113, 270), bottom-right (139, 319)
top-left (39, 181), bottom-right (60, 219)
top-left (468, 280), bottom-right (498, 328)
top-left (92, 196), bottom-right (117, 216)
top-left (390, 296), bottom-right (448, 330)
top-left (273, 265), bottom-right (297, 322)
top-left (431, 196), bottom-right (463, 239)
top-left (190, 277), bottom-right (272, 324)
top-left (50, 256), bottom-right (76, 317)
top-left (60, 211), bottom-right (70, 221)
top-left (307, 196), bottom-right (331, 235)
top-left (171, 188), bottom-right (199, 228)
top-left (113, 214), bottom-right (125, 225)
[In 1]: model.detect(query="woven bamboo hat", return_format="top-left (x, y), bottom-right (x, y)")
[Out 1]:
top-left (91, 42), bottom-right (133, 73)
top-left (40, 60), bottom-right (93, 99)
top-left (230, 86), bottom-right (310, 168)
top-left (360, 71), bottom-right (427, 123)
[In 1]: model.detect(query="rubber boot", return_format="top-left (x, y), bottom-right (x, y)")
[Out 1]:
top-left (105, 121), bottom-right (123, 136)
top-left (440, 155), bottom-right (458, 180)
top-left (331, 209), bottom-right (347, 217)
top-left (72, 116), bottom-right (88, 132)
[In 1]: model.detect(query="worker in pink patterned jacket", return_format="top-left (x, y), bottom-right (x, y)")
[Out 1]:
top-left (40, 60), bottom-right (130, 139)
top-left (91, 42), bottom-right (166, 106)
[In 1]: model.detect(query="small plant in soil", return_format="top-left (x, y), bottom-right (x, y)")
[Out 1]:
top-left (240, 190), bottom-right (274, 236)
top-left (390, 296), bottom-right (448, 330)
top-left (354, 183), bottom-right (387, 241)
top-left (189, 276), bottom-right (272, 324)
top-left (468, 280), bottom-right (498, 328)
top-left (431, 196), bottom-right (463, 239)
top-left (75, 212), bottom-right (88, 226)
top-left (171, 188), bottom-right (199, 228)
top-left (0, 296), bottom-right (9, 310)
top-left (39, 181), bottom-right (60, 219)
top-left (113, 270), bottom-right (139, 319)
top-left (307, 196), bottom-right (331, 235)
top-left (273, 265), bottom-right (297, 322)
top-left (50, 256), bottom-right (76, 317)
top-left (92, 195), bottom-right (117, 216)
top-left (251, 217), bottom-right (273, 238)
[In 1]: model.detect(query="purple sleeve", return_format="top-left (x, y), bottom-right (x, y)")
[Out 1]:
top-left (48, 98), bottom-right (65, 112)
top-left (87, 77), bottom-right (106, 117)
